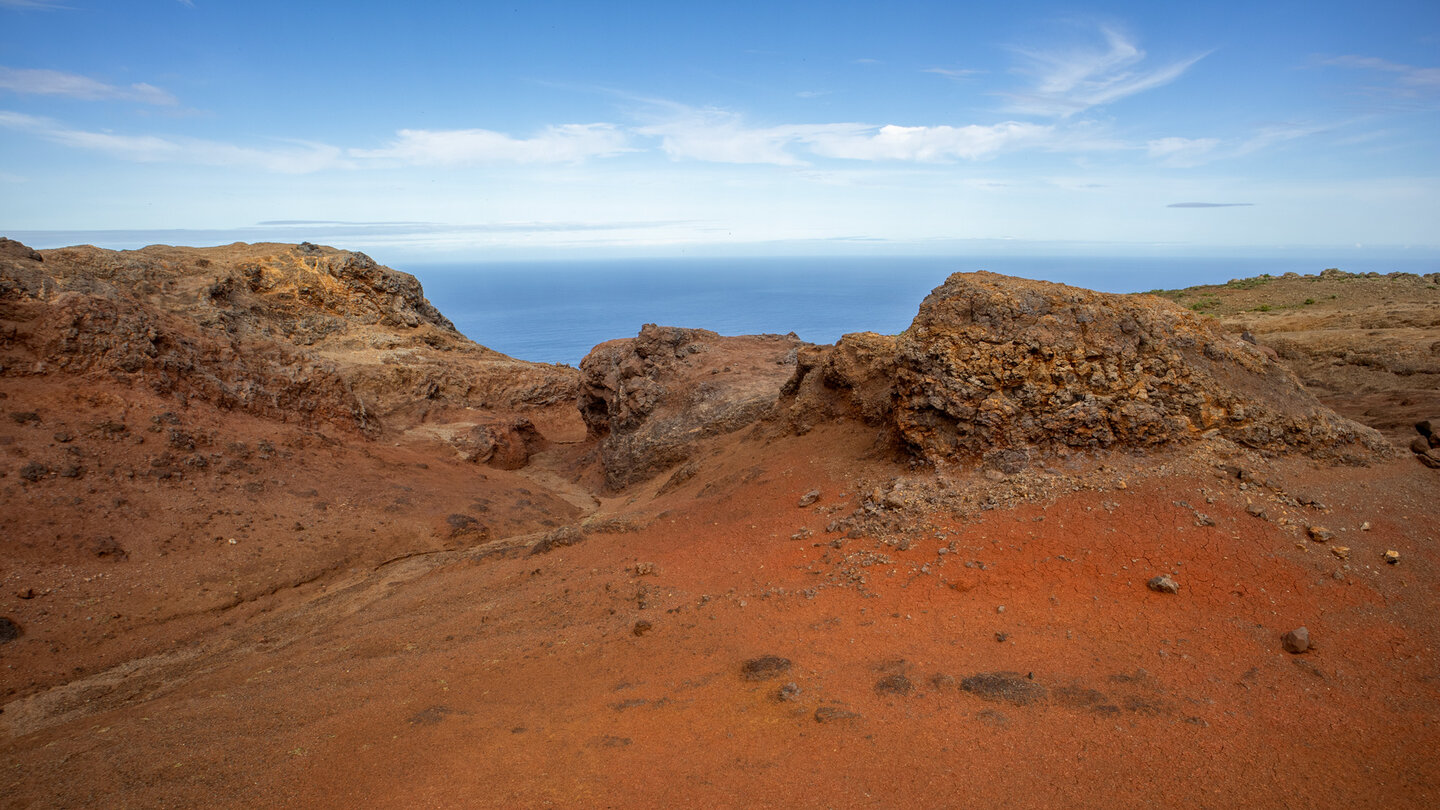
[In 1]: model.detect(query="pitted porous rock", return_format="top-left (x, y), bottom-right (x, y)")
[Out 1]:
top-left (782, 271), bottom-right (1391, 470)
top-left (0, 240), bottom-right (578, 434)
top-left (579, 324), bottom-right (802, 489)
top-left (892, 272), bottom-right (1388, 465)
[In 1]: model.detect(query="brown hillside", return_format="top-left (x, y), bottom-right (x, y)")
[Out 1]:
top-left (2, 244), bottom-right (1437, 809)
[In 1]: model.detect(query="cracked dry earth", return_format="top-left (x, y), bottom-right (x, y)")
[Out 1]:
top-left (3, 409), bottom-right (1438, 808)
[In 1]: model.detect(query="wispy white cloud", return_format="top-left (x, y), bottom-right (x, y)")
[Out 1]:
top-left (635, 100), bottom-right (1057, 165)
top-left (923, 67), bottom-right (985, 80)
top-left (1146, 122), bottom-right (1333, 167)
top-left (0, 0), bottom-right (70, 8)
top-left (801, 122), bottom-right (1052, 161)
top-left (1322, 54), bottom-right (1440, 111)
top-left (0, 111), bottom-right (348, 172)
top-left (0, 66), bottom-right (178, 105)
top-left (1233, 123), bottom-right (1332, 156)
top-left (1003, 27), bottom-right (1207, 117)
top-left (1147, 136), bottom-right (1220, 167)
top-left (1323, 55), bottom-right (1440, 91)
top-left (350, 123), bottom-right (631, 165)
top-left (636, 107), bottom-right (810, 165)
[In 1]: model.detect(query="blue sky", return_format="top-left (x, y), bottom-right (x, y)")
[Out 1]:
top-left (1, 0), bottom-right (1437, 260)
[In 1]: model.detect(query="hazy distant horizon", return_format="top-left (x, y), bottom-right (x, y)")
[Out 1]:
top-left (7, 226), bottom-right (1440, 268)
top-left (3, 2), bottom-right (1436, 257)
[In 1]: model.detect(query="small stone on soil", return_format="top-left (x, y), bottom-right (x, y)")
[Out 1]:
top-left (1282, 627), bottom-right (1311, 654)
top-left (777, 682), bottom-right (801, 702)
top-left (798, 489), bottom-right (821, 507)
top-left (1307, 526), bottom-right (1333, 543)
top-left (632, 620), bottom-right (653, 636)
top-left (1147, 575), bottom-right (1180, 594)
top-left (874, 674), bottom-right (914, 696)
top-left (0, 616), bottom-right (19, 643)
top-left (1383, 550), bottom-right (1400, 564)
top-left (741, 655), bottom-right (793, 680)
top-left (961, 672), bottom-right (1047, 706)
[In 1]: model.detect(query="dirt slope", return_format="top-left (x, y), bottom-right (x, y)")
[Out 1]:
top-left (2, 247), bottom-right (1437, 809)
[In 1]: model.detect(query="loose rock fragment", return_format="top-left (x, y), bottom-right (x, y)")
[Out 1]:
top-left (632, 620), bottom-right (653, 636)
top-left (960, 672), bottom-right (1047, 706)
top-left (1282, 627), bottom-right (1310, 654)
top-left (1307, 526), bottom-right (1333, 543)
top-left (1330, 546), bottom-right (1350, 560)
top-left (1383, 550), bottom-right (1400, 565)
top-left (874, 674), bottom-right (914, 696)
top-left (797, 489), bottom-right (821, 507)
top-left (0, 616), bottom-right (19, 643)
top-left (1147, 575), bottom-right (1180, 594)
top-left (741, 655), bottom-right (793, 681)
top-left (1245, 504), bottom-right (1267, 519)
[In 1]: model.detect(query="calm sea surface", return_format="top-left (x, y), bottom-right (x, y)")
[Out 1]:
top-left (408, 255), bottom-right (1439, 366)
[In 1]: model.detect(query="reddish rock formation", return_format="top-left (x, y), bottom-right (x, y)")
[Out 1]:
top-left (0, 241), bottom-right (577, 435)
top-left (579, 324), bottom-right (801, 488)
top-left (2, 243), bottom-right (1437, 810)
top-left (785, 272), bottom-right (1390, 471)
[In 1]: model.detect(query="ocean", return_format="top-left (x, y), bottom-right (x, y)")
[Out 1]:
top-left (408, 255), bottom-right (1439, 366)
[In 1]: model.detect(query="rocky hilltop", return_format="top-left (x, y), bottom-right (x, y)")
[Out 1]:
top-left (0, 237), bottom-right (576, 436)
top-left (2, 241), bottom-right (1437, 810)
top-left (788, 271), bottom-right (1388, 471)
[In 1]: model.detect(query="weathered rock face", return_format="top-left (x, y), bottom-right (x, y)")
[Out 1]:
top-left (0, 240), bottom-right (577, 434)
top-left (782, 332), bottom-right (899, 430)
top-left (580, 324), bottom-right (801, 489)
top-left (785, 272), bottom-right (1391, 469)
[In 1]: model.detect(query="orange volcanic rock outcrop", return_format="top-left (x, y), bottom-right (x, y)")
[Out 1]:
top-left (0, 239), bottom-right (576, 436)
top-left (785, 271), bottom-right (1390, 472)
top-left (579, 324), bottom-right (802, 488)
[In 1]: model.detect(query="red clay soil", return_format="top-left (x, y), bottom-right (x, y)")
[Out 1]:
top-left (4, 415), bottom-right (1437, 808)
top-left (3, 245), bottom-right (1438, 808)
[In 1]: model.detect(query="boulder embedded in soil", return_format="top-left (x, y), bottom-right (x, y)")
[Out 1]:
top-left (1283, 627), bottom-right (1311, 654)
top-left (1147, 575), bottom-right (1180, 594)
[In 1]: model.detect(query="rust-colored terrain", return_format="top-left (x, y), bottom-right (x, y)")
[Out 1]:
top-left (2, 240), bottom-right (1437, 808)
